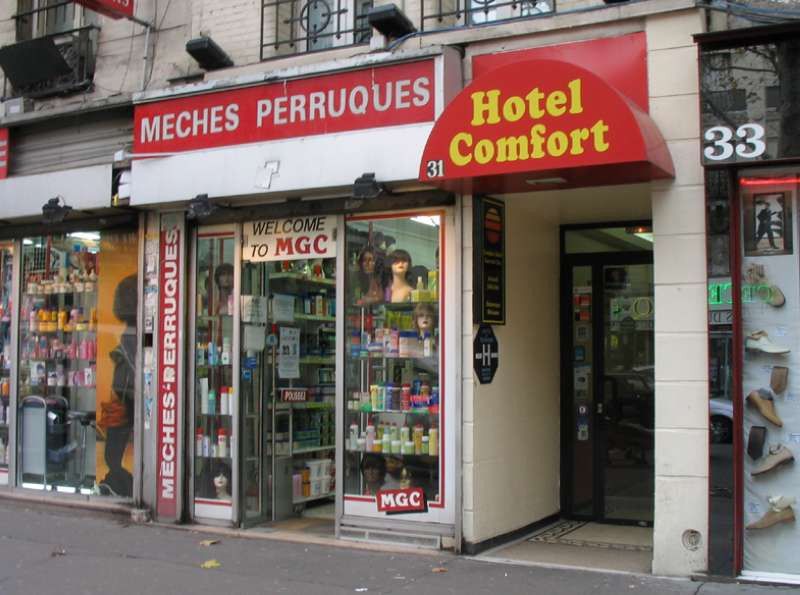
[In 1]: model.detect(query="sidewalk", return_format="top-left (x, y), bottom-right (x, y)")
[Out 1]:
top-left (0, 499), bottom-right (793, 595)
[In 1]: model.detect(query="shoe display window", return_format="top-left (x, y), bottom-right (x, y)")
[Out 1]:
top-left (738, 170), bottom-right (800, 575)
top-left (17, 231), bottom-right (139, 496)
top-left (343, 212), bottom-right (444, 517)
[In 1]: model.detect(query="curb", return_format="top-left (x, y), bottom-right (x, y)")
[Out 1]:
top-left (0, 487), bottom-right (133, 517)
top-left (150, 520), bottom-right (449, 558)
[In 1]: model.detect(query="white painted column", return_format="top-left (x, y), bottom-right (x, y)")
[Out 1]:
top-left (647, 10), bottom-right (710, 577)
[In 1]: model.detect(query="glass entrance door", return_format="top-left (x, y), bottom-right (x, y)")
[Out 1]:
top-left (600, 263), bottom-right (654, 523)
top-left (563, 253), bottom-right (654, 524)
top-left (241, 257), bottom-right (337, 523)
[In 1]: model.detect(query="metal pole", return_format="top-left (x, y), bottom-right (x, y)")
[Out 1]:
top-left (140, 22), bottom-right (152, 90)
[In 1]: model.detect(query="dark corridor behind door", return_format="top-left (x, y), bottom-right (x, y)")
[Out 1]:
top-left (561, 226), bottom-right (654, 525)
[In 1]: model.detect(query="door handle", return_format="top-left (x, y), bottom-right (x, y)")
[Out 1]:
top-left (596, 402), bottom-right (604, 414)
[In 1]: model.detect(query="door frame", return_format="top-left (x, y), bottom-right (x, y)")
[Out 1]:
top-left (559, 222), bottom-right (654, 525)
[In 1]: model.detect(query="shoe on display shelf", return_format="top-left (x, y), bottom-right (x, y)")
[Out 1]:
top-left (770, 365), bottom-right (789, 395)
top-left (752, 444), bottom-right (794, 476)
top-left (744, 263), bottom-right (786, 307)
top-left (747, 505), bottom-right (795, 530)
top-left (746, 331), bottom-right (790, 355)
top-left (746, 388), bottom-right (783, 427)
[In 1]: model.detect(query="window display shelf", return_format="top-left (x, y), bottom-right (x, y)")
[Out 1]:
top-left (195, 455), bottom-right (232, 460)
top-left (293, 491), bottom-right (334, 504)
top-left (198, 413), bottom-right (232, 418)
top-left (293, 445), bottom-right (335, 455)
top-left (198, 314), bottom-right (233, 321)
top-left (293, 314), bottom-right (335, 323)
top-left (270, 272), bottom-right (335, 287)
top-left (350, 354), bottom-right (437, 362)
top-left (272, 401), bottom-right (335, 411)
top-left (347, 450), bottom-right (438, 460)
top-left (348, 408), bottom-right (436, 416)
top-left (299, 356), bottom-right (335, 365)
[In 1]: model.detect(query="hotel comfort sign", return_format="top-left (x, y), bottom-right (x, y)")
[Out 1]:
top-left (419, 59), bottom-right (674, 193)
top-left (133, 60), bottom-right (435, 155)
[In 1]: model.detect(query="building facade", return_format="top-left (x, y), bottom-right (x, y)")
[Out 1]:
top-left (1, 0), bottom-right (798, 582)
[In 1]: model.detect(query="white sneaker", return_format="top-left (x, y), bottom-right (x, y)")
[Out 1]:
top-left (746, 331), bottom-right (790, 354)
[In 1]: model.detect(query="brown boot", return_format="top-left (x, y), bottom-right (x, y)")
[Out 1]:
top-left (746, 506), bottom-right (795, 529)
top-left (747, 389), bottom-right (783, 427)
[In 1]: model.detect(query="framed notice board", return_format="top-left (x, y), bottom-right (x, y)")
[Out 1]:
top-left (473, 195), bottom-right (505, 325)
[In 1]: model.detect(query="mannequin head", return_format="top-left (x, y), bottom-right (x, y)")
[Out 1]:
top-left (213, 471), bottom-right (230, 498)
top-left (387, 249), bottom-right (412, 280)
top-left (359, 248), bottom-right (377, 275)
top-left (413, 303), bottom-right (436, 334)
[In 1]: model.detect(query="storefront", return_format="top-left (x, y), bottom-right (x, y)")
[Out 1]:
top-left (132, 49), bottom-right (460, 544)
top-left (0, 150), bottom-right (141, 500)
top-left (699, 23), bottom-right (800, 583)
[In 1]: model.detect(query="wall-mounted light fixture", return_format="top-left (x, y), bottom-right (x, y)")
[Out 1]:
top-left (366, 4), bottom-right (416, 39)
top-left (187, 193), bottom-right (217, 220)
top-left (186, 36), bottom-right (234, 71)
top-left (42, 196), bottom-right (72, 225)
top-left (352, 173), bottom-right (387, 200)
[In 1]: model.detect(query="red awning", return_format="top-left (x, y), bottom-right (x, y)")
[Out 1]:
top-left (418, 59), bottom-right (674, 194)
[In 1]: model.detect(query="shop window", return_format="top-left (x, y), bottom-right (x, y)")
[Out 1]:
top-left (344, 213), bottom-right (442, 506)
top-left (468, 0), bottom-right (552, 25)
top-left (737, 169), bottom-right (800, 576)
top-left (700, 38), bottom-right (800, 163)
top-left (192, 233), bottom-right (236, 517)
top-left (260, 0), bottom-right (372, 59)
top-left (0, 244), bottom-right (13, 480)
top-left (15, 0), bottom-right (76, 41)
top-left (17, 230), bottom-right (139, 497)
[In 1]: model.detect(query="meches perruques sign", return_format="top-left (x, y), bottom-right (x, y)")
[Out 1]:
top-left (134, 60), bottom-right (435, 155)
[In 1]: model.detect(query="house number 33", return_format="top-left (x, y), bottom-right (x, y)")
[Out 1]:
top-left (704, 123), bottom-right (766, 161)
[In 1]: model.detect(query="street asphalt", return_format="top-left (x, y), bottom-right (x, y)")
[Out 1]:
top-left (0, 498), bottom-right (796, 594)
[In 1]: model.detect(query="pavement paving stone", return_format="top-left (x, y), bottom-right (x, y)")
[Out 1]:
top-left (0, 499), bottom-right (795, 595)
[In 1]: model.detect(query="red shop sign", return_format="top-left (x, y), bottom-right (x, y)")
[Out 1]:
top-left (156, 225), bottom-right (180, 518)
top-left (281, 388), bottom-right (308, 402)
top-left (419, 59), bottom-right (673, 194)
top-left (73, 0), bottom-right (134, 19)
top-left (376, 487), bottom-right (427, 513)
top-left (134, 60), bottom-right (435, 155)
top-left (0, 128), bottom-right (7, 180)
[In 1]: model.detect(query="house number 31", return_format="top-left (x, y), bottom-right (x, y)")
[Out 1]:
top-left (704, 123), bottom-right (766, 161)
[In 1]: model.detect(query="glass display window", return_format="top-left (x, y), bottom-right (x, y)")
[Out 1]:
top-left (192, 231), bottom-right (236, 519)
top-left (737, 169), bottom-right (800, 577)
top-left (343, 213), bottom-right (443, 512)
top-left (17, 230), bottom-right (139, 496)
top-left (0, 243), bottom-right (13, 482)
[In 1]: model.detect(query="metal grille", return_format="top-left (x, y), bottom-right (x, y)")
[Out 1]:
top-left (261, 0), bottom-right (372, 59)
top-left (420, 0), bottom-right (554, 32)
top-left (5, 2), bottom-right (97, 99)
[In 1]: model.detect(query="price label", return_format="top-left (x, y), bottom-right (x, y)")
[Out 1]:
top-left (790, 433), bottom-right (800, 444)
top-left (774, 326), bottom-right (789, 337)
top-left (748, 502), bottom-right (762, 515)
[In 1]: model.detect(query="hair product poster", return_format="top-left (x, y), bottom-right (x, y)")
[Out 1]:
top-left (95, 231), bottom-right (139, 497)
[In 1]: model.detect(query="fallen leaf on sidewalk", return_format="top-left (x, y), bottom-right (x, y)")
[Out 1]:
top-left (199, 539), bottom-right (220, 547)
top-left (354, 588), bottom-right (368, 592)
top-left (50, 548), bottom-right (66, 557)
top-left (200, 559), bottom-right (221, 569)
top-left (432, 567), bottom-right (448, 574)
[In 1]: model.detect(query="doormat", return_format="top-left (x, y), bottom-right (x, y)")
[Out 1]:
top-left (528, 520), bottom-right (653, 552)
